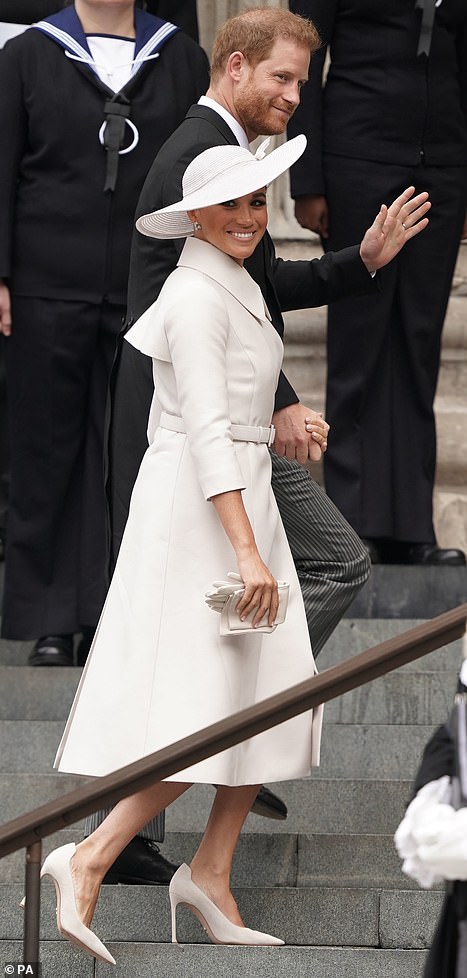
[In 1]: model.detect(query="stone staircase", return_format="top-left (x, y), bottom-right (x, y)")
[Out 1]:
top-left (0, 604), bottom-right (464, 978)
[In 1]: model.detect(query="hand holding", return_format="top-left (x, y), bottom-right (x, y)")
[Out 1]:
top-left (359, 186), bottom-right (430, 274)
top-left (272, 402), bottom-right (327, 465)
top-left (304, 409), bottom-right (329, 459)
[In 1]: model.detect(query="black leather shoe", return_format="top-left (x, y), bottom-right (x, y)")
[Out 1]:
top-left (406, 544), bottom-right (466, 566)
top-left (361, 537), bottom-right (383, 564)
top-left (28, 634), bottom-right (74, 666)
top-left (102, 837), bottom-right (179, 885)
top-left (0, 534), bottom-right (5, 562)
top-left (251, 785), bottom-right (287, 820)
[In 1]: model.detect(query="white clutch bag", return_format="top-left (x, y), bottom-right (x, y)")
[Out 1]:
top-left (205, 572), bottom-right (289, 636)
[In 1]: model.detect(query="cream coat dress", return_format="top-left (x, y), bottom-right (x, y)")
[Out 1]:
top-left (55, 237), bottom-right (322, 785)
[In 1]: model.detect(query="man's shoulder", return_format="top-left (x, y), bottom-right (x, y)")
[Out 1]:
top-left (135, 107), bottom-right (235, 217)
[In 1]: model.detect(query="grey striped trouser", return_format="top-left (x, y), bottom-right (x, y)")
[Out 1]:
top-left (85, 451), bottom-right (370, 843)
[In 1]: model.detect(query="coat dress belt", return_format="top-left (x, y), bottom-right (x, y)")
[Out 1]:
top-left (159, 411), bottom-right (276, 447)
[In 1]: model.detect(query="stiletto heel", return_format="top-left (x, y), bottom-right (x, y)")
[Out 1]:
top-left (171, 894), bottom-right (179, 943)
top-left (39, 842), bottom-right (116, 965)
top-left (168, 863), bottom-right (284, 946)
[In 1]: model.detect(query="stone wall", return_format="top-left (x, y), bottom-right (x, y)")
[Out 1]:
top-left (197, 0), bottom-right (467, 552)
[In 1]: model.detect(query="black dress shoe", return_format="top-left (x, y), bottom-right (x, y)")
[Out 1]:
top-left (361, 537), bottom-right (383, 564)
top-left (406, 543), bottom-right (466, 566)
top-left (251, 785), bottom-right (287, 820)
top-left (28, 634), bottom-right (74, 666)
top-left (102, 837), bottom-right (179, 885)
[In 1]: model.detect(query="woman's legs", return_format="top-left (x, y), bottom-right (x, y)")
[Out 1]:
top-left (190, 784), bottom-right (260, 925)
top-left (71, 781), bottom-right (191, 926)
top-left (69, 780), bottom-right (259, 929)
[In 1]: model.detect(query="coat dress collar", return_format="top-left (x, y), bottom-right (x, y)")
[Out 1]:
top-left (125, 238), bottom-right (272, 363)
top-left (177, 237), bottom-right (272, 326)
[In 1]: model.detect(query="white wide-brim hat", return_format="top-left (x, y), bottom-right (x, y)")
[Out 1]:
top-left (136, 134), bottom-right (306, 240)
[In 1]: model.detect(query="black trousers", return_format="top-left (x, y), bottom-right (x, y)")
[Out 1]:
top-left (322, 156), bottom-right (467, 543)
top-left (0, 336), bottom-right (9, 539)
top-left (2, 296), bottom-right (124, 639)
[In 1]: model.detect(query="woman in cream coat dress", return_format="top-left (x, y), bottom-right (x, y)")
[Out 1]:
top-left (39, 137), bottom-right (323, 962)
top-left (55, 233), bottom-right (321, 786)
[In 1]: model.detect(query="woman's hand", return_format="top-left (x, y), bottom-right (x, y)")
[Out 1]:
top-left (359, 186), bottom-right (430, 274)
top-left (210, 489), bottom-right (278, 627)
top-left (235, 549), bottom-right (279, 628)
top-left (304, 409), bottom-right (329, 458)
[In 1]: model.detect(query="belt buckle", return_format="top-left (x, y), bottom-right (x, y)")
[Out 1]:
top-left (268, 425), bottom-right (276, 447)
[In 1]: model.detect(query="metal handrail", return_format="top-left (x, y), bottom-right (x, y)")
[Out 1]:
top-left (1, 602), bottom-right (466, 963)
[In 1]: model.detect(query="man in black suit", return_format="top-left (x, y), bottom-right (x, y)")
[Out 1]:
top-left (100, 6), bottom-right (430, 883)
top-left (288, 0), bottom-right (467, 566)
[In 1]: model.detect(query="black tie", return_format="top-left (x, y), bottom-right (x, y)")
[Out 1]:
top-left (102, 95), bottom-right (131, 193)
top-left (415, 0), bottom-right (437, 57)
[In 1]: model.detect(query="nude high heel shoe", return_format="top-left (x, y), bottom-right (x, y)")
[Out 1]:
top-left (39, 842), bottom-right (116, 965)
top-left (169, 863), bottom-right (284, 946)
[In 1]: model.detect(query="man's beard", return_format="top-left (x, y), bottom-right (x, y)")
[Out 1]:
top-left (235, 87), bottom-right (293, 138)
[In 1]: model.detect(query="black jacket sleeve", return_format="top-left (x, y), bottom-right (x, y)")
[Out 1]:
top-left (272, 245), bottom-right (377, 313)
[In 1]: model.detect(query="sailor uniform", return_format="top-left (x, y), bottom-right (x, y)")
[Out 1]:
top-left (0, 6), bottom-right (209, 639)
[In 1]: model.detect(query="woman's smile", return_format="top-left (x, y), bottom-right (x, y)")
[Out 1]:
top-left (189, 189), bottom-right (268, 264)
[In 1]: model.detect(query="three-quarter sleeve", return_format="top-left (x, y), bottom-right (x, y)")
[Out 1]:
top-left (162, 275), bottom-right (246, 500)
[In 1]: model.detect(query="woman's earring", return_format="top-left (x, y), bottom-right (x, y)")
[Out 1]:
top-left (193, 221), bottom-right (202, 232)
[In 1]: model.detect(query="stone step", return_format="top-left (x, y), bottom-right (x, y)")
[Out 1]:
top-left (0, 775), bottom-right (412, 835)
top-left (2, 615), bottom-right (462, 669)
top-left (0, 616), bottom-right (446, 666)
top-left (319, 618), bottom-right (462, 669)
top-left (0, 829), bottom-right (426, 891)
top-left (0, 662), bottom-right (458, 724)
top-left (0, 881), bottom-right (444, 948)
top-left (0, 719), bottom-right (439, 779)
top-left (345, 566), bottom-right (467, 618)
top-left (167, 778), bottom-right (414, 836)
top-left (0, 940), bottom-right (429, 978)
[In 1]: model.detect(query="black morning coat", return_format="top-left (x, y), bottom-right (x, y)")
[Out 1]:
top-left (0, 5), bottom-right (210, 306)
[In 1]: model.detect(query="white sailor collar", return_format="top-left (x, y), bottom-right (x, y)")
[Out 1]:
top-left (32, 6), bottom-right (178, 85)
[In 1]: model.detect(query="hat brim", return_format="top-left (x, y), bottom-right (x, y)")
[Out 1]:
top-left (136, 134), bottom-right (306, 240)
